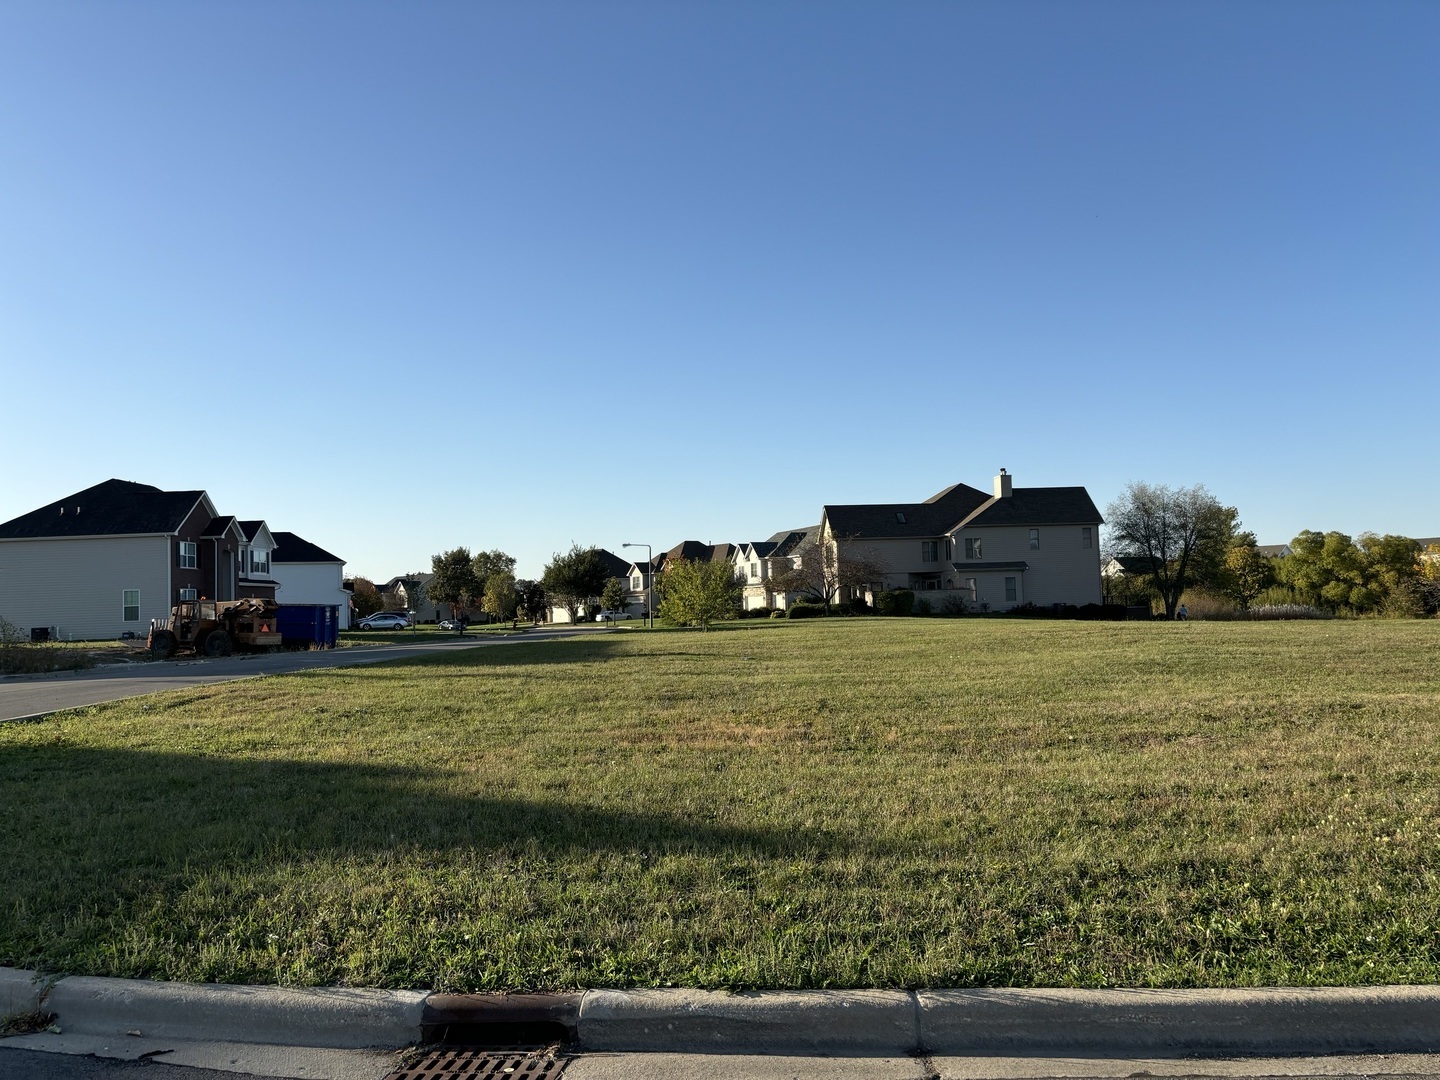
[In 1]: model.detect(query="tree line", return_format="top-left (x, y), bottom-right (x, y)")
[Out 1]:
top-left (1106, 482), bottom-right (1439, 618)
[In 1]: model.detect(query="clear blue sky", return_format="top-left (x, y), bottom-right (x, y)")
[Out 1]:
top-left (2, 1), bottom-right (1435, 580)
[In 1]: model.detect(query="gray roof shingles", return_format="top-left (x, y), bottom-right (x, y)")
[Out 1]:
top-left (957, 487), bottom-right (1103, 529)
top-left (824, 484), bottom-right (990, 539)
top-left (271, 531), bottom-right (343, 564)
top-left (0, 479), bottom-right (206, 539)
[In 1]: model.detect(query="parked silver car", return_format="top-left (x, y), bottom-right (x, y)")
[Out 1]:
top-left (358, 613), bottom-right (411, 630)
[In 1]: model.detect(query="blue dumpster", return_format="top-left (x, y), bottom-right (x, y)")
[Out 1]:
top-left (276, 604), bottom-right (339, 649)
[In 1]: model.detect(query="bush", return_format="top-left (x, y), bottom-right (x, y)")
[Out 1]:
top-left (787, 603), bottom-right (824, 619)
top-left (769, 609), bottom-right (787, 619)
top-left (935, 595), bottom-right (966, 617)
top-left (845, 596), bottom-right (874, 616)
top-left (1378, 579), bottom-right (1440, 618)
top-left (915, 596), bottom-right (933, 616)
top-left (1248, 604), bottom-right (1331, 620)
top-left (1253, 585), bottom-right (1304, 609)
top-left (0, 618), bottom-right (96, 675)
top-left (874, 590), bottom-right (914, 616)
top-left (1179, 589), bottom-right (1241, 621)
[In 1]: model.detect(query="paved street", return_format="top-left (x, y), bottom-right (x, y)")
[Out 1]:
top-left (6, 1043), bottom-right (1440, 1080)
top-left (0, 629), bottom-right (598, 723)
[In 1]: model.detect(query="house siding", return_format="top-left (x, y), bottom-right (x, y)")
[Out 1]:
top-left (951, 524), bottom-right (1102, 608)
top-left (273, 562), bottom-right (351, 628)
top-left (0, 536), bottom-right (171, 640)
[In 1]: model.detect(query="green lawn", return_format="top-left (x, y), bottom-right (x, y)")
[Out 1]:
top-left (2, 618), bottom-right (1439, 991)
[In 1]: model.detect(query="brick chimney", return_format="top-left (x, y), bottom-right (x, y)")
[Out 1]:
top-left (994, 468), bottom-right (1013, 499)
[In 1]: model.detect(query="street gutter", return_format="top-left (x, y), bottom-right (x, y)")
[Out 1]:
top-left (5, 969), bottom-right (1439, 1057)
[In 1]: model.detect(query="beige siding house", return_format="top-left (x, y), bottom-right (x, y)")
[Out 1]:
top-left (770, 470), bottom-right (1103, 612)
top-left (0, 479), bottom-right (242, 640)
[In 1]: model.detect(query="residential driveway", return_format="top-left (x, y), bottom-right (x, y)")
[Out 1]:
top-left (0, 630), bottom-right (597, 723)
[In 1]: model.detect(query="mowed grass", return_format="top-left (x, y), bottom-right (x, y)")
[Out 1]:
top-left (2, 619), bottom-right (1439, 991)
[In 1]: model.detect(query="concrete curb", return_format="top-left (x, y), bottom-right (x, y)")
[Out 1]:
top-left (579, 989), bottom-right (917, 1055)
top-left (2, 969), bottom-right (425, 1049)
top-left (915, 986), bottom-right (1440, 1055)
top-left (5, 968), bottom-right (1440, 1056)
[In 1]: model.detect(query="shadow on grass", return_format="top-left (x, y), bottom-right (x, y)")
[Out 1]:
top-left (0, 743), bottom-right (845, 875)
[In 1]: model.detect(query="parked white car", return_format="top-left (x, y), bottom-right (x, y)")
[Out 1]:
top-left (595, 610), bottom-right (632, 622)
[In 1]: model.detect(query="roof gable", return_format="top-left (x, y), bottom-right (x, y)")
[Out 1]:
top-left (238, 520), bottom-right (278, 548)
top-left (0, 479), bottom-right (210, 540)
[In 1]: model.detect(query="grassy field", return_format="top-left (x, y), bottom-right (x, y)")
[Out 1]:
top-left (2, 618), bottom-right (1439, 992)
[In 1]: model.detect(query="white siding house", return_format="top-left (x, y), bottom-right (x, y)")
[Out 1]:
top-left (271, 532), bottom-right (351, 629)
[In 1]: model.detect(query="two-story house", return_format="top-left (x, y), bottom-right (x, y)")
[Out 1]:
top-left (760, 471), bottom-right (1102, 612)
top-left (0, 479), bottom-right (351, 640)
top-left (0, 479), bottom-right (248, 640)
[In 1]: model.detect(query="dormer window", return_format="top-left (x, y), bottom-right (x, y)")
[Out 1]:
top-left (895, 512), bottom-right (906, 524)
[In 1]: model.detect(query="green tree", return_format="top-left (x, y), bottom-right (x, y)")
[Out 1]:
top-left (429, 547), bottom-right (478, 621)
top-left (1218, 535), bottom-right (1275, 610)
top-left (1421, 544), bottom-right (1440, 583)
top-left (349, 576), bottom-right (385, 619)
top-left (482, 569), bottom-right (519, 623)
top-left (1360, 533), bottom-right (1422, 599)
top-left (600, 577), bottom-right (627, 613)
top-left (471, 549), bottom-right (517, 600)
top-left (1276, 530), bottom-right (1420, 613)
top-left (658, 558), bottom-right (743, 628)
top-left (516, 579), bottom-right (547, 624)
top-left (1280, 531), bottom-right (1367, 611)
top-left (541, 544), bottom-right (609, 623)
top-left (1104, 483), bottom-right (1236, 619)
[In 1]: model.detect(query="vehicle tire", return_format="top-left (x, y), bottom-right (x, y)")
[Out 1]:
top-left (204, 630), bottom-right (232, 657)
top-left (150, 630), bottom-right (177, 659)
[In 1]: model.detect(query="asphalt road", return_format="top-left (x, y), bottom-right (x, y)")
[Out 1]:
top-left (0, 629), bottom-right (597, 723)
top-left (7, 1045), bottom-right (1440, 1080)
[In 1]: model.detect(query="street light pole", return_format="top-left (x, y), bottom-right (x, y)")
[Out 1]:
top-left (622, 542), bottom-right (653, 628)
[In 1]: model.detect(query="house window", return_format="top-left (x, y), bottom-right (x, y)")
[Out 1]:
top-left (178, 541), bottom-right (198, 569)
top-left (964, 537), bottom-right (982, 560)
top-left (1082, 527), bottom-right (1092, 549)
top-left (966, 578), bottom-right (978, 602)
top-left (1005, 577), bottom-right (1017, 602)
top-left (921, 541), bottom-right (939, 562)
top-left (1029, 529), bottom-right (1040, 550)
top-left (632, 574), bottom-right (642, 591)
top-left (750, 563), bottom-right (758, 580)
top-left (122, 590), bottom-right (140, 621)
top-left (895, 512), bottom-right (907, 524)
top-left (179, 588), bottom-right (197, 601)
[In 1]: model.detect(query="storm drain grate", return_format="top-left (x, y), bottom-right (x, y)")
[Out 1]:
top-left (384, 1045), bottom-right (568, 1080)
